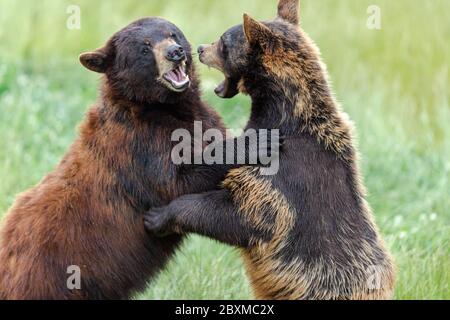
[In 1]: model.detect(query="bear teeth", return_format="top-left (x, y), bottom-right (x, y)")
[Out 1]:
top-left (163, 65), bottom-right (190, 90)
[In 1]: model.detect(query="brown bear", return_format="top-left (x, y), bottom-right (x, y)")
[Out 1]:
top-left (0, 17), bottom-right (243, 300)
top-left (144, 0), bottom-right (396, 300)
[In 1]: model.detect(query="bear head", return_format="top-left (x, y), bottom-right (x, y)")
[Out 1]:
top-left (80, 17), bottom-right (197, 104)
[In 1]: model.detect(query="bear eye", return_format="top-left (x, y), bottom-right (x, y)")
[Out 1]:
top-left (170, 32), bottom-right (177, 39)
top-left (141, 47), bottom-right (150, 55)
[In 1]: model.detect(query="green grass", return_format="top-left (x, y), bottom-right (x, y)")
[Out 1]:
top-left (0, 0), bottom-right (449, 300)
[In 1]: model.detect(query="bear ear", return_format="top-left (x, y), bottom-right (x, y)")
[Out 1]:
top-left (243, 13), bottom-right (275, 49)
top-left (277, 0), bottom-right (300, 25)
top-left (79, 48), bottom-right (110, 73)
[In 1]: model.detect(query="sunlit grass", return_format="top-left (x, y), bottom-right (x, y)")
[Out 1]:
top-left (0, 0), bottom-right (448, 300)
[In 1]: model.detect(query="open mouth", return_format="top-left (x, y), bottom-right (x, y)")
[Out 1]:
top-left (198, 54), bottom-right (239, 99)
top-left (214, 77), bottom-right (239, 99)
top-left (163, 63), bottom-right (190, 92)
top-left (214, 80), bottom-right (228, 97)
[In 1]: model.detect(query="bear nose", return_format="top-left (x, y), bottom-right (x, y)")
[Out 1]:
top-left (197, 45), bottom-right (205, 55)
top-left (166, 44), bottom-right (185, 62)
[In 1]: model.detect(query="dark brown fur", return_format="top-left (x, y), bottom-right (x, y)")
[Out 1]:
top-left (145, 1), bottom-right (395, 300)
top-left (0, 18), bottom-right (232, 300)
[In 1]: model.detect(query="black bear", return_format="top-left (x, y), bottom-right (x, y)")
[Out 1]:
top-left (0, 17), bottom-right (240, 299)
top-left (144, 0), bottom-right (396, 300)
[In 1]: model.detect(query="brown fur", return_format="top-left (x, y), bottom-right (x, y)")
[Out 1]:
top-left (145, 0), bottom-right (395, 300)
top-left (237, 4), bottom-right (395, 299)
top-left (0, 18), bottom-right (228, 300)
top-left (235, 6), bottom-right (395, 299)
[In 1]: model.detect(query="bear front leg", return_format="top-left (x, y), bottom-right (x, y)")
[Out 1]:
top-left (144, 189), bottom-right (266, 248)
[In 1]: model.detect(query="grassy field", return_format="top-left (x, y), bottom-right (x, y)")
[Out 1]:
top-left (0, 0), bottom-right (449, 300)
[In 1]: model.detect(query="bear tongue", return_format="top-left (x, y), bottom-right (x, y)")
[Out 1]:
top-left (166, 70), bottom-right (178, 82)
top-left (177, 66), bottom-right (187, 82)
top-left (169, 66), bottom-right (186, 83)
top-left (174, 67), bottom-right (181, 82)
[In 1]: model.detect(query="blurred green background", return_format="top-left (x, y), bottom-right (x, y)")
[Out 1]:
top-left (0, 0), bottom-right (449, 299)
